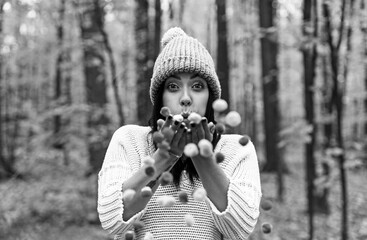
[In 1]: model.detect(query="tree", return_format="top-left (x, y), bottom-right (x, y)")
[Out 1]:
top-left (216, 0), bottom-right (230, 106)
top-left (322, 0), bottom-right (355, 238)
top-left (302, 0), bottom-right (318, 238)
top-left (361, 0), bottom-right (367, 135)
top-left (95, 0), bottom-right (125, 127)
top-left (258, 0), bottom-right (283, 200)
top-left (78, 0), bottom-right (110, 174)
top-left (135, 0), bottom-right (152, 125)
top-left (53, 0), bottom-right (66, 151)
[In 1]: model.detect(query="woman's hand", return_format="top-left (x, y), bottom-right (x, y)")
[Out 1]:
top-left (155, 115), bottom-right (187, 166)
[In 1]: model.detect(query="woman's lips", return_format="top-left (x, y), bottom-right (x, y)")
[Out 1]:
top-left (181, 112), bottom-right (190, 119)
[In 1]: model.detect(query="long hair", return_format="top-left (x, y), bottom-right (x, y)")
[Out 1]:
top-left (148, 82), bottom-right (220, 186)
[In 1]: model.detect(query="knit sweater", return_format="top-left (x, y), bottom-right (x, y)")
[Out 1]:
top-left (98, 125), bottom-right (262, 240)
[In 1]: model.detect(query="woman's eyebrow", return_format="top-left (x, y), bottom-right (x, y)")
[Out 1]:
top-left (170, 75), bottom-right (181, 80)
top-left (190, 73), bottom-right (199, 79)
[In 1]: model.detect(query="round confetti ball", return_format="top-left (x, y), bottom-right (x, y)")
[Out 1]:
top-left (157, 119), bottom-right (165, 130)
top-left (193, 188), bottom-right (207, 201)
top-left (215, 152), bottom-right (225, 164)
top-left (143, 232), bottom-right (154, 240)
top-left (141, 186), bottom-right (153, 198)
top-left (215, 123), bottom-right (226, 134)
top-left (239, 135), bottom-right (250, 146)
top-left (144, 165), bottom-right (156, 177)
top-left (173, 114), bottom-right (184, 122)
top-left (188, 112), bottom-right (202, 124)
top-left (159, 171), bottom-right (173, 186)
top-left (260, 199), bottom-right (273, 211)
top-left (123, 189), bottom-right (136, 202)
top-left (157, 195), bottom-right (176, 207)
top-left (225, 111), bottom-right (241, 127)
top-left (212, 99), bottom-right (228, 112)
top-left (125, 230), bottom-right (135, 240)
top-left (160, 106), bottom-right (171, 118)
top-left (198, 139), bottom-right (213, 158)
top-left (178, 191), bottom-right (189, 203)
top-left (162, 128), bottom-right (174, 140)
top-left (184, 143), bottom-right (199, 157)
top-left (142, 156), bottom-right (155, 166)
top-left (152, 131), bottom-right (165, 144)
top-left (184, 214), bottom-right (195, 227)
top-left (262, 222), bottom-right (273, 234)
top-left (157, 141), bottom-right (170, 151)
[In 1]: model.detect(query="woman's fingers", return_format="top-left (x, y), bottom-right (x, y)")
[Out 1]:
top-left (171, 123), bottom-right (186, 150)
top-left (162, 115), bottom-right (173, 129)
top-left (190, 122), bottom-right (199, 144)
top-left (201, 117), bottom-right (213, 141)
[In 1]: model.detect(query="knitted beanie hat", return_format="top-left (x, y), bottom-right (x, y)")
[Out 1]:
top-left (150, 27), bottom-right (221, 105)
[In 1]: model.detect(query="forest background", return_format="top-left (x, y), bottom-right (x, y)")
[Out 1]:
top-left (0, 0), bottom-right (366, 239)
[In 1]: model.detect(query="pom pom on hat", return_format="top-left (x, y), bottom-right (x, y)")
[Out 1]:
top-left (161, 27), bottom-right (187, 48)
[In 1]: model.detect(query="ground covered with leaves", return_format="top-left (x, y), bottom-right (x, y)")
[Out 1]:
top-left (0, 147), bottom-right (366, 240)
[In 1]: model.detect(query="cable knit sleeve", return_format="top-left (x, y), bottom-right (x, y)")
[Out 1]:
top-left (205, 136), bottom-right (262, 240)
top-left (97, 125), bottom-right (148, 236)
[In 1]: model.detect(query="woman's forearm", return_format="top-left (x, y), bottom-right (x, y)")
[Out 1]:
top-left (192, 157), bottom-right (230, 212)
top-left (122, 150), bottom-right (176, 221)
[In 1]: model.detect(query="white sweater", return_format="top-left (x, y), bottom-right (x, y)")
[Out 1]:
top-left (98, 125), bottom-right (262, 240)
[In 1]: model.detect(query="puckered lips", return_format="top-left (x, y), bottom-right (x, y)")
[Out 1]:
top-left (181, 108), bottom-right (194, 119)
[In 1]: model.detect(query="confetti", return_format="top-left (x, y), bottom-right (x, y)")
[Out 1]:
top-left (159, 171), bottom-right (173, 186)
top-left (239, 135), bottom-right (250, 146)
top-left (184, 214), bottom-right (195, 227)
top-left (212, 99), bottom-right (228, 112)
top-left (142, 156), bottom-right (155, 166)
top-left (157, 119), bottom-right (165, 131)
top-left (225, 111), bottom-right (241, 127)
top-left (141, 186), bottom-right (153, 198)
top-left (125, 230), bottom-right (135, 240)
top-left (188, 112), bottom-right (202, 124)
top-left (260, 199), bottom-right (273, 211)
top-left (198, 139), bottom-right (213, 158)
top-left (157, 140), bottom-right (170, 151)
top-left (215, 123), bottom-right (225, 134)
top-left (262, 223), bottom-right (272, 234)
top-left (173, 114), bottom-right (184, 123)
top-left (184, 143), bottom-right (199, 157)
top-left (123, 189), bottom-right (136, 202)
top-left (160, 107), bottom-right (171, 118)
top-left (215, 152), bottom-right (225, 164)
top-left (152, 131), bottom-right (165, 144)
top-left (162, 128), bottom-right (174, 140)
top-left (156, 195), bottom-right (176, 207)
top-left (144, 165), bottom-right (156, 177)
top-left (143, 232), bottom-right (154, 240)
top-left (178, 191), bottom-right (189, 203)
top-left (192, 188), bottom-right (207, 201)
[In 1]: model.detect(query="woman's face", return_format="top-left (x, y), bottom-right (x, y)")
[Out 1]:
top-left (162, 72), bottom-right (209, 118)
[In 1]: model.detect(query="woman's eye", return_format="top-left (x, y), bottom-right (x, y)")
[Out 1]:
top-left (192, 83), bottom-right (204, 90)
top-left (167, 83), bottom-right (179, 91)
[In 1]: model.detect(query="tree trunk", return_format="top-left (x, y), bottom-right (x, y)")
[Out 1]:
top-left (53, 0), bottom-right (66, 151)
top-left (78, 0), bottom-right (110, 174)
top-left (322, 1), bottom-right (349, 239)
top-left (135, 0), bottom-right (152, 125)
top-left (361, 0), bottom-right (367, 135)
top-left (302, 0), bottom-right (318, 238)
top-left (216, 0), bottom-right (230, 106)
top-left (259, 0), bottom-right (283, 201)
top-left (94, 0), bottom-right (125, 127)
top-left (154, 0), bottom-right (162, 59)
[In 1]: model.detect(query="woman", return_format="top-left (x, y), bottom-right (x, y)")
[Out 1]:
top-left (98, 27), bottom-right (262, 240)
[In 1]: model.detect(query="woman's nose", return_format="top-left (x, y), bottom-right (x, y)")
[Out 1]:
top-left (180, 89), bottom-right (192, 106)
